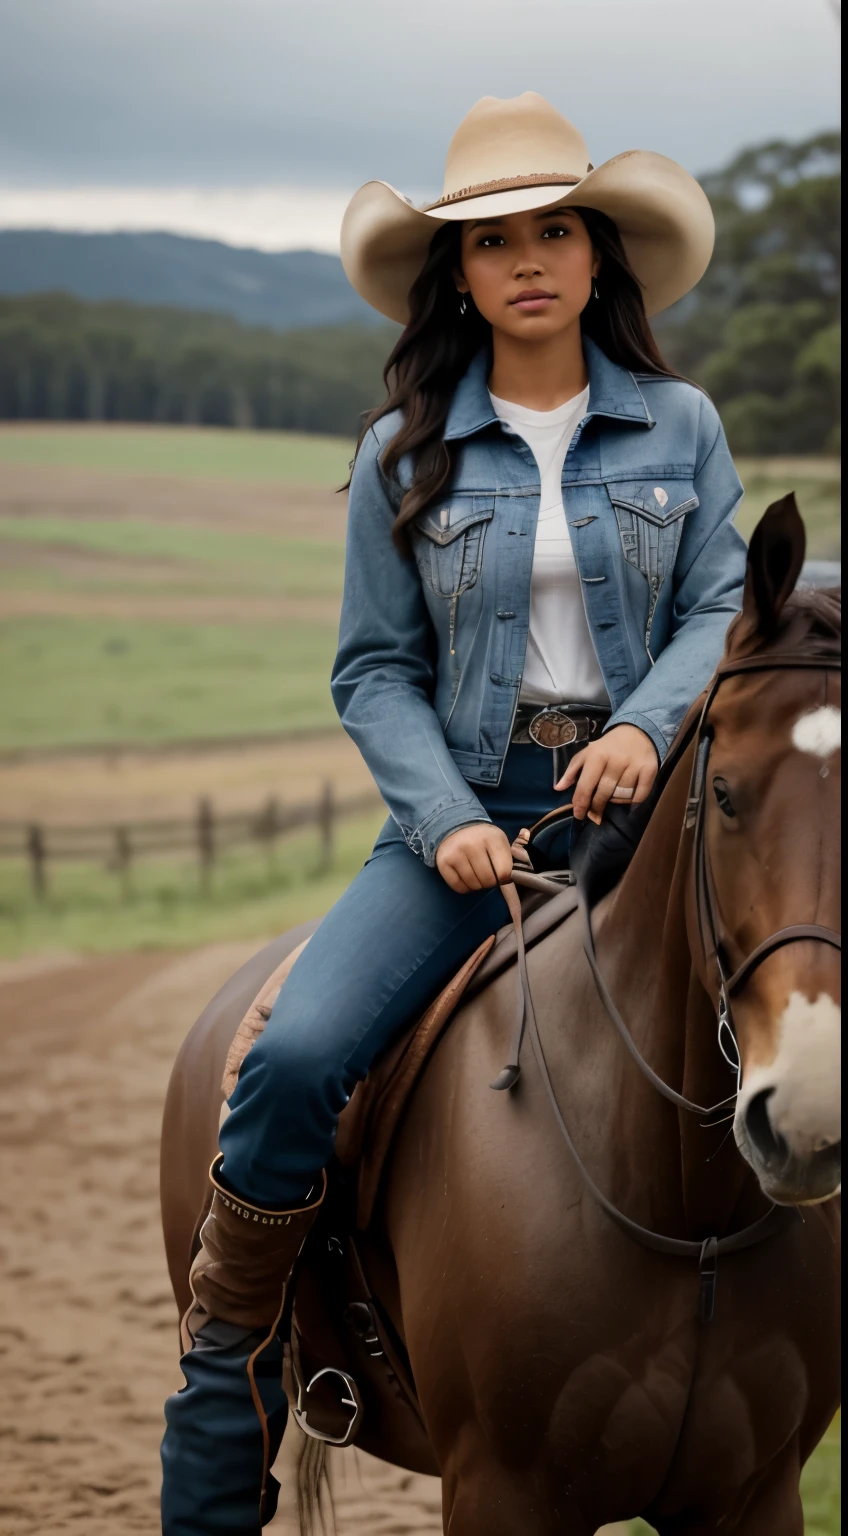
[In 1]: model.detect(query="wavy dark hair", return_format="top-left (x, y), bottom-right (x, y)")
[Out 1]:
top-left (350, 208), bottom-right (686, 550)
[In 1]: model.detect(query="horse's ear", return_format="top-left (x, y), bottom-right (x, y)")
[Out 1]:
top-left (741, 493), bottom-right (806, 636)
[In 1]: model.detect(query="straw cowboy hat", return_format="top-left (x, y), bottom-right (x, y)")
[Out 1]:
top-left (340, 92), bottom-right (714, 323)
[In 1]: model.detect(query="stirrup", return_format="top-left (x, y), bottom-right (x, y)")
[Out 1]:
top-left (292, 1365), bottom-right (363, 1447)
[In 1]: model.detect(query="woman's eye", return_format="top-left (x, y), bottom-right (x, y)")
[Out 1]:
top-left (712, 779), bottom-right (736, 818)
top-left (477, 234), bottom-right (505, 248)
top-left (541, 224), bottom-right (568, 239)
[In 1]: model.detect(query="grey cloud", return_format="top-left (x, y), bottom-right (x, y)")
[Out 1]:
top-left (0, 0), bottom-right (839, 191)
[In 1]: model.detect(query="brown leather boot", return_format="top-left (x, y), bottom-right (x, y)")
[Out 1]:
top-left (182, 1155), bottom-right (327, 1351)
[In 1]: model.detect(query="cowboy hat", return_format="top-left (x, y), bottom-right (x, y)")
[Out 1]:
top-left (340, 92), bottom-right (714, 322)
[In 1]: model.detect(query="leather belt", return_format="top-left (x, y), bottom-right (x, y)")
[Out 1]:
top-left (511, 703), bottom-right (610, 749)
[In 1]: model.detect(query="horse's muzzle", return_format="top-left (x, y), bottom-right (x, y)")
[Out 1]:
top-left (733, 987), bottom-right (841, 1205)
top-left (736, 1086), bottom-right (842, 1205)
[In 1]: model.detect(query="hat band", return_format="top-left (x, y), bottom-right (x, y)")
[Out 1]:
top-left (422, 169), bottom-right (591, 212)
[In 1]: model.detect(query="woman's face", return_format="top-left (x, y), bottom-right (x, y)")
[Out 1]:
top-left (456, 205), bottom-right (598, 341)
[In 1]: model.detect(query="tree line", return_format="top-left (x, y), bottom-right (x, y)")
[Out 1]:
top-left (0, 299), bottom-right (394, 438)
top-left (0, 130), bottom-right (839, 455)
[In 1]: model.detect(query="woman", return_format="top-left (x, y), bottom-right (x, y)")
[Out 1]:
top-left (162, 92), bottom-right (746, 1532)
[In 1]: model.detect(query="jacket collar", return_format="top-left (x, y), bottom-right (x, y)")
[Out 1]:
top-left (443, 335), bottom-right (655, 441)
top-left (443, 346), bottom-right (499, 441)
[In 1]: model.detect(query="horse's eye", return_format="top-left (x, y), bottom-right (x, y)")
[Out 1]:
top-left (713, 778), bottom-right (736, 818)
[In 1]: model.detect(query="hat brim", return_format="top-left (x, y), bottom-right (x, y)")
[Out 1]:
top-left (340, 151), bottom-right (714, 322)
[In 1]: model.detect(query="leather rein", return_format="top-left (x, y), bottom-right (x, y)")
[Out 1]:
top-left (495, 647), bottom-right (841, 1319)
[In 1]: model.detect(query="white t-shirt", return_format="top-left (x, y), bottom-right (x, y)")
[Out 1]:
top-left (489, 386), bottom-right (608, 707)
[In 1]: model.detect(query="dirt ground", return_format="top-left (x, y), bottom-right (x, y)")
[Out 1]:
top-left (0, 734), bottom-right (376, 825)
top-left (0, 462), bottom-right (345, 625)
top-left (0, 463), bottom-right (348, 539)
top-left (0, 944), bottom-right (446, 1535)
top-left (0, 947), bottom-right (633, 1536)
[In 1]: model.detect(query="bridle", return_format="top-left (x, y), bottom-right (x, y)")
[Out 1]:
top-left (685, 651), bottom-right (841, 1085)
top-left (496, 645), bottom-right (841, 1319)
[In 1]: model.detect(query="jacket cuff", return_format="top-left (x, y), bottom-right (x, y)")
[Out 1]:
top-left (403, 799), bottom-right (492, 867)
top-left (603, 710), bottom-right (669, 763)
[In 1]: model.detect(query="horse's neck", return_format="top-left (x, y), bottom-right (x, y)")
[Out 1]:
top-left (598, 748), bottom-right (757, 1233)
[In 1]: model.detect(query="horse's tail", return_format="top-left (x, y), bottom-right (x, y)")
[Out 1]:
top-left (295, 1432), bottom-right (333, 1536)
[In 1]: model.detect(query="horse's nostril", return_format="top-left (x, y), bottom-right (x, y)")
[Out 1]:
top-left (745, 1088), bottom-right (790, 1170)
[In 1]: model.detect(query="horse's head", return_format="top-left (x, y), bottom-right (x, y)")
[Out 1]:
top-left (692, 495), bottom-right (841, 1206)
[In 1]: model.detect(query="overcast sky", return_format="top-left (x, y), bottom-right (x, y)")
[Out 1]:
top-left (0, 0), bottom-right (840, 252)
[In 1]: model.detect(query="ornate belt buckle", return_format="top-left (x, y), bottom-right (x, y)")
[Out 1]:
top-left (528, 707), bottom-right (578, 750)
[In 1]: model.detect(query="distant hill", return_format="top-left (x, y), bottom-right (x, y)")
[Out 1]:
top-left (0, 230), bottom-right (379, 331)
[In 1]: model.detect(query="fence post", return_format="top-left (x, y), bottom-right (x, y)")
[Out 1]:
top-left (114, 825), bottom-right (132, 902)
top-left (27, 823), bottom-right (46, 901)
top-left (317, 782), bottom-right (334, 872)
top-left (197, 797), bottom-right (215, 893)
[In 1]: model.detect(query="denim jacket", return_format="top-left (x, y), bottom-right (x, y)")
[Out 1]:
top-left (331, 337), bottom-right (746, 865)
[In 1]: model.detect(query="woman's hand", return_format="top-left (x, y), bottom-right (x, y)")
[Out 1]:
top-left (435, 823), bottom-right (515, 893)
top-left (556, 724), bottom-right (659, 825)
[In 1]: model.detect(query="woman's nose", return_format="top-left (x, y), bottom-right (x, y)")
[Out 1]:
top-left (513, 253), bottom-right (544, 278)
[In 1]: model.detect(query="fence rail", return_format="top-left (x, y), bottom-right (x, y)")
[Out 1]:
top-left (0, 786), bottom-right (384, 900)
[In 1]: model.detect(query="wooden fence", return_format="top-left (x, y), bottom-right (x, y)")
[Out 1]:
top-left (0, 785), bottom-right (383, 900)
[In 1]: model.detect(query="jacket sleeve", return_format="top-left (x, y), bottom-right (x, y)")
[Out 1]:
top-left (330, 427), bottom-right (491, 864)
top-left (606, 397), bottom-right (747, 758)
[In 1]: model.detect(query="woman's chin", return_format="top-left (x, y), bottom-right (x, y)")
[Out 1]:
top-left (496, 310), bottom-right (577, 342)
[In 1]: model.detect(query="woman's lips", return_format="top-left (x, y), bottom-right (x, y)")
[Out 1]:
top-left (510, 291), bottom-right (557, 312)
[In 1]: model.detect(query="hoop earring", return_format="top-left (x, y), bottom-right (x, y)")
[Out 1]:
top-left (592, 278), bottom-right (600, 301)
top-left (458, 293), bottom-right (468, 316)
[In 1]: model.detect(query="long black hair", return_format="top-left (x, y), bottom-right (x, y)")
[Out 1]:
top-left (352, 209), bottom-right (685, 549)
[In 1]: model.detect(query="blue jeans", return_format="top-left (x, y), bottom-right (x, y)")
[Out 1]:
top-left (218, 744), bottom-right (572, 1206)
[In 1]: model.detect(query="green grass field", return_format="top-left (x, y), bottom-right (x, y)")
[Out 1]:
top-left (801, 1415), bottom-right (842, 1536)
top-left (0, 422), bottom-right (354, 486)
top-left (734, 456), bottom-right (841, 558)
top-left (0, 425), bottom-right (839, 756)
top-left (0, 514), bottom-right (345, 598)
top-left (0, 616), bottom-right (338, 748)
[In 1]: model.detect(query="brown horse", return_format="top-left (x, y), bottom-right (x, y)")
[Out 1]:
top-left (161, 499), bottom-right (841, 1534)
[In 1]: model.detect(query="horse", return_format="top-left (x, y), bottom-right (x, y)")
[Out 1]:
top-left (161, 497), bottom-right (841, 1534)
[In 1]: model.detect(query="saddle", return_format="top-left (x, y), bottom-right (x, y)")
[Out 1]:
top-left (219, 808), bottom-right (641, 1461)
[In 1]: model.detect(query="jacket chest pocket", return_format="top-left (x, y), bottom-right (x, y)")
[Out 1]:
top-left (410, 496), bottom-right (495, 599)
top-left (607, 481), bottom-right (699, 585)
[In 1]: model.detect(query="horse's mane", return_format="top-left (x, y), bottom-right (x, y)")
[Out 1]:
top-left (781, 583), bottom-right (842, 646)
top-left (662, 581), bottom-right (841, 798)
top-left (726, 582), bottom-right (842, 665)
